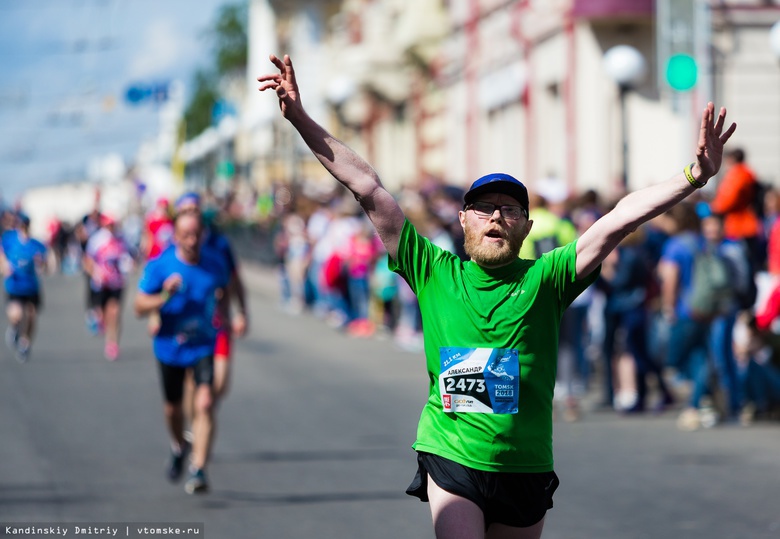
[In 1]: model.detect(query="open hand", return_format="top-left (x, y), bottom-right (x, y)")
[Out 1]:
top-left (257, 54), bottom-right (302, 121)
top-left (694, 102), bottom-right (737, 180)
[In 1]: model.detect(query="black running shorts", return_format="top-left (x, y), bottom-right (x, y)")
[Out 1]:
top-left (7, 293), bottom-right (41, 308)
top-left (406, 451), bottom-right (559, 529)
top-left (91, 288), bottom-right (123, 309)
top-left (157, 356), bottom-right (214, 403)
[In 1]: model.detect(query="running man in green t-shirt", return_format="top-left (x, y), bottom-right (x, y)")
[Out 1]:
top-left (258, 54), bottom-right (737, 539)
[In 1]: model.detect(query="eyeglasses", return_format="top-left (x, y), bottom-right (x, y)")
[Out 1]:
top-left (466, 201), bottom-right (527, 220)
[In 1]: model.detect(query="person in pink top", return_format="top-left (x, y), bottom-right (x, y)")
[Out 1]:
top-left (344, 221), bottom-right (381, 336)
top-left (83, 214), bottom-right (134, 360)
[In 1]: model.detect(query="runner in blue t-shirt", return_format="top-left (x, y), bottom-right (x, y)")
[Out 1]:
top-left (173, 192), bottom-right (248, 409)
top-left (134, 212), bottom-right (229, 494)
top-left (1, 213), bottom-right (47, 363)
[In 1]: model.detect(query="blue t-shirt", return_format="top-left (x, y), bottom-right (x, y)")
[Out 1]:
top-left (203, 226), bottom-right (237, 276)
top-left (2, 230), bottom-right (47, 296)
top-left (660, 231), bottom-right (747, 319)
top-left (138, 247), bottom-right (229, 366)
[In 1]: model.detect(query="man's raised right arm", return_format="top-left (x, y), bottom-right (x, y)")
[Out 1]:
top-left (258, 54), bottom-right (405, 260)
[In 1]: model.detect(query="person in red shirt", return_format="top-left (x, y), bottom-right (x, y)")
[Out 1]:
top-left (710, 148), bottom-right (762, 269)
top-left (142, 197), bottom-right (174, 261)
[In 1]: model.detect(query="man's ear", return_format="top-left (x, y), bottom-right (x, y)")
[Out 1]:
top-left (522, 219), bottom-right (533, 239)
top-left (458, 210), bottom-right (467, 230)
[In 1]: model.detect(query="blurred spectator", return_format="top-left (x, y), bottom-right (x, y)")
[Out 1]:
top-left (278, 212), bottom-right (310, 314)
top-left (599, 228), bottom-right (674, 414)
top-left (738, 298), bottom-right (780, 422)
top-left (710, 148), bottom-right (763, 270)
top-left (519, 176), bottom-right (577, 259)
top-left (344, 218), bottom-right (380, 336)
top-left (659, 203), bottom-right (752, 429)
top-left (141, 197), bottom-right (174, 261)
top-left (657, 204), bottom-right (710, 429)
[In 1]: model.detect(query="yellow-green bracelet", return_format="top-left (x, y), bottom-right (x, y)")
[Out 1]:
top-left (160, 290), bottom-right (170, 303)
top-left (684, 162), bottom-right (706, 189)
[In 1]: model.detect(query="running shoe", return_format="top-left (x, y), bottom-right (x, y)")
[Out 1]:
top-left (183, 429), bottom-right (194, 444)
top-left (5, 325), bottom-right (18, 351)
top-left (166, 441), bottom-right (190, 482)
top-left (85, 310), bottom-right (100, 336)
top-left (14, 339), bottom-right (30, 364)
top-left (104, 342), bottom-right (120, 361)
top-left (184, 467), bottom-right (209, 494)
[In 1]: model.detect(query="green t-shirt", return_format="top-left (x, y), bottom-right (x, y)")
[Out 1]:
top-left (390, 219), bottom-right (599, 472)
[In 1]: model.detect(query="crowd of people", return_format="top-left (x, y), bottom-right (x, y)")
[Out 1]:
top-left (1, 189), bottom-right (248, 496)
top-left (269, 149), bottom-right (780, 430)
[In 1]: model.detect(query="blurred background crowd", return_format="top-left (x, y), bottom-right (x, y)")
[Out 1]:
top-left (3, 142), bottom-right (780, 431)
top-left (3, 0), bottom-right (780, 430)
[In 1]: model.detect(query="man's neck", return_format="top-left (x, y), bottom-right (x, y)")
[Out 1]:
top-left (176, 247), bottom-right (199, 265)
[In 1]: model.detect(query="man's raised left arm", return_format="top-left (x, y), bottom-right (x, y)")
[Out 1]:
top-left (575, 102), bottom-right (737, 279)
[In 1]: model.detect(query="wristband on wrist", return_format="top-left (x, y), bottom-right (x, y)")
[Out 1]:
top-left (160, 290), bottom-right (170, 303)
top-left (684, 162), bottom-right (706, 189)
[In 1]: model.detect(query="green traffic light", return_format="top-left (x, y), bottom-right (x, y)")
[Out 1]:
top-left (666, 54), bottom-right (697, 91)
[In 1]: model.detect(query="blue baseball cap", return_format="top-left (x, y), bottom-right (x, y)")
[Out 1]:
top-left (175, 191), bottom-right (201, 211)
top-left (463, 173), bottom-right (529, 215)
top-left (16, 212), bottom-right (30, 226)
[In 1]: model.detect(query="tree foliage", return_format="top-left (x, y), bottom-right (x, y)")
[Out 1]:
top-left (184, 69), bottom-right (220, 140)
top-left (183, 2), bottom-right (248, 140)
top-left (211, 2), bottom-right (248, 76)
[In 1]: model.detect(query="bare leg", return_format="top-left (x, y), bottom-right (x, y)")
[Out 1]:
top-left (182, 370), bottom-right (195, 430)
top-left (212, 358), bottom-right (230, 402)
top-left (427, 472), bottom-right (548, 539)
top-left (190, 383), bottom-right (214, 470)
top-left (7, 301), bottom-right (23, 327)
top-left (22, 303), bottom-right (36, 342)
top-left (427, 478), bottom-right (485, 539)
top-left (163, 401), bottom-right (186, 450)
top-left (103, 297), bottom-right (121, 346)
top-left (487, 519), bottom-right (546, 539)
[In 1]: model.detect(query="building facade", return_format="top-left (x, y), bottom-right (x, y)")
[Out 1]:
top-left (219, 0), bottom-right (780, 201)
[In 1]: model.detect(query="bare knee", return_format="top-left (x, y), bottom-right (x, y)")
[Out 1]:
top-left (193, 385), bottom-right (214, 416)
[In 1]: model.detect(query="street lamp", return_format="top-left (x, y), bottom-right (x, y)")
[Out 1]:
top-left (603, 45), bottom-right (647, 191)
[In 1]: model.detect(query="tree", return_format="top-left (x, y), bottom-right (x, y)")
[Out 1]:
top-left (183, 2), bottom-right (248, 140)
top-left (184, 69), bottom-right (220, 140)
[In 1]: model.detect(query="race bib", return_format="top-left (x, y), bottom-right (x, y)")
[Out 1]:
top-left (439, 347), bottom-right (519, 414)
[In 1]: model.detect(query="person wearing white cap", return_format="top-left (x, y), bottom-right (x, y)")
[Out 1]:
top-left (259, 54), bottom-right (737, 538)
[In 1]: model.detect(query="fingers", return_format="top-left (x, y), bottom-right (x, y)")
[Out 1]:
top-left (720, 122), bottom-right (737, 144)
top-left (698, 104), bottom-right (710, 139)
top-left (713, 106), bottom-right (726, 135)
top-left (269, 53), bottom-right (285, 71)
top-left (284, 54), bottom-right (297, 86)
top-left (257, 81), bottom-right (280, 92)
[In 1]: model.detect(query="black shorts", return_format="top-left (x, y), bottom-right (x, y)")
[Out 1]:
top-left (90, 288), bottom-right (123, 309)
top-left (406, 452), bottom-right (559, 529)
top-left (157, 357), bottom-right (214, 404)
top-left (7, 293), bottom-right (41, 309)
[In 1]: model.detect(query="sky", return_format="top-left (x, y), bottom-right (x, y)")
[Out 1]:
top-left (0, 0), bottom-right (232, 204)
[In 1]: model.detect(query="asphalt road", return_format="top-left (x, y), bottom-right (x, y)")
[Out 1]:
top-left (1, 265), bottom-right (778, 539)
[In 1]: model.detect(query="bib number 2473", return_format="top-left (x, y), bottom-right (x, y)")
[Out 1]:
top-left (439, 347), bottom-right (519, 414)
